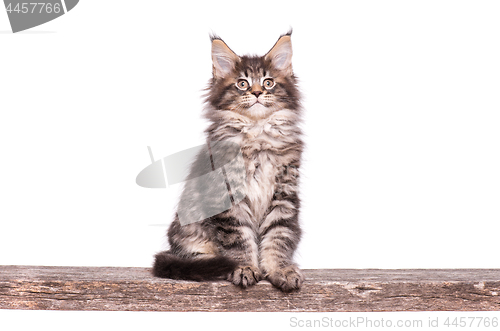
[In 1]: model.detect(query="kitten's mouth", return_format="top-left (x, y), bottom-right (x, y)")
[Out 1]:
top-left (249, 98), bottom-right (265, 107)
top-left (235, 98), bottom-right (272, 119)
top-left (244, 100), bottom-right (272, 120)
top-left (248, 100), bottom-right (266, 110)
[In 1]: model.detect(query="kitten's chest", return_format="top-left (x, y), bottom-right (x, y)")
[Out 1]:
top-left (245, 151), bottom-right (277, 222)
top-left (239, 124), bottom-right (280, 222)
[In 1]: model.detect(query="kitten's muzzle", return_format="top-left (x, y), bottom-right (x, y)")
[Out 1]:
top-left (252, 90), bottom-right (263, 98)
top-left (250, 84), bottom-right (264, 99)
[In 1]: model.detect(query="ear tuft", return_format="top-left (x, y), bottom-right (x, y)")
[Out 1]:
top-left (211, 38), bottom-right (239, 78)
top-left (265, 34), bottom-right (293, 73)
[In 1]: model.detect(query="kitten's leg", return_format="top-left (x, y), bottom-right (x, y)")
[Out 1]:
top-left (259, 168), bottom-right (303, 292)
top-left (259, 200), bottom-right (303, 291)
top-left (212, 207), bottom-right (261, 288)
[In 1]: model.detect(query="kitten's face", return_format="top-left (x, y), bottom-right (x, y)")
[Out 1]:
top-left (207, 34), bottom-right (300, 120)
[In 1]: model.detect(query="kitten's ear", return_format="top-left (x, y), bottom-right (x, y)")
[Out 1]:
top-left (211, 38), bottom-right (239, 78)
top-left (265, 34), bottom-right (293, 74)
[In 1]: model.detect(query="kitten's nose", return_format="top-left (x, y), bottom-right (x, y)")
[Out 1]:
top-left (252, 90), bottom-right (263, 98)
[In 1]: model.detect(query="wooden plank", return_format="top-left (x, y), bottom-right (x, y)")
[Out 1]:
top-left (0, 266), bottom-right (499, 311)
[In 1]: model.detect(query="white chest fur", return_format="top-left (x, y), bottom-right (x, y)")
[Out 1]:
top-left (240, 121), bottom-right (281, 222)
top-left (221, 109), bottom-right (300, 223)
top-left (245, 148), bottom-right (277, 222)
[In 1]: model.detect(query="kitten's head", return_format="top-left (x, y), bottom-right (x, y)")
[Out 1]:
top-left (206, 32), bottom-right (300, 120)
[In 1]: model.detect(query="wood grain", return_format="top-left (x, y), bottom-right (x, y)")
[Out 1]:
top-left (1, 266), bottom-right (499, 311)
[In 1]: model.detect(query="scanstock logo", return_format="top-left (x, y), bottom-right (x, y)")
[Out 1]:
top-left (3, 0), bottom-right (79, 33)
top-left (136, 142), bottom-right (247, 226)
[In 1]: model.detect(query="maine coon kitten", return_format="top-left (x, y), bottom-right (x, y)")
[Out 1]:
top-left (153, 32), bottom-right (304, 292)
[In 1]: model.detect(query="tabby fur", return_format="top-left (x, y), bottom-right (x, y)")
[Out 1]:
top-left (153, 31), bottom-right (304, 292)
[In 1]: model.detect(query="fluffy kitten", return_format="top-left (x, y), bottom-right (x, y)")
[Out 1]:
top-left (153, 31), bottom-right (304, 292)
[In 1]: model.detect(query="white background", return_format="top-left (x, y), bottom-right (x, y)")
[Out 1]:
top-left (1, 0), bottom-right (499, 271)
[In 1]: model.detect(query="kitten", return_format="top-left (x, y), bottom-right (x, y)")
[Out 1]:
top-left (153, 31), bottom-right (304, 292)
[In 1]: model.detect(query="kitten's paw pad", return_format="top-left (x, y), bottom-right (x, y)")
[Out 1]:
top-left (267, 266), bottom-right (304, 292)
top-left (228, 266), bottom-right (261, 288)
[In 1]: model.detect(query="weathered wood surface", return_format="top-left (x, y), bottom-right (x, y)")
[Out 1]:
top-left (1, 266), bottom-right (499, 312)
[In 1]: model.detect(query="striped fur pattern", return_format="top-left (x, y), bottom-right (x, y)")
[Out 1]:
top-left (153, 32), bottom-right (304, 292)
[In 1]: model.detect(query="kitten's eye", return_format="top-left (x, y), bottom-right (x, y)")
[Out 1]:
top-left (263, 78), bottom-right (275, 89)
top-left (236, 79), bottom-right (249, 90)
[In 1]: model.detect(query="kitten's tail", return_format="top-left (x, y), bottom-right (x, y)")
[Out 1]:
top-left (152, 251), bottom-right (238, 281)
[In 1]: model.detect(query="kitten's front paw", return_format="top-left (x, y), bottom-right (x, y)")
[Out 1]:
top-left (227, 265), bottom-right (261, 288)
top-left (267, 265), bottom-right (304, 292)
